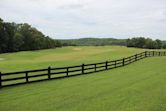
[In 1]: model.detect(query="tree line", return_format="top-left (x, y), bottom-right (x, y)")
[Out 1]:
top-left (0, 18), bottom-right (62, 53)
top-left (60, 38), bottom-right (126, 46)
top-left (127, 37), bottom-right (166, 49)
top-left (1, 18), bottom-right (165, 54)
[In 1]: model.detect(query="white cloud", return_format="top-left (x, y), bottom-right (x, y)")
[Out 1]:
top-left (0, 0), bottom-right (166, 40)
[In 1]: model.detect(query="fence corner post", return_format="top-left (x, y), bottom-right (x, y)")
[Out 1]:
top-left (82, 64), bottom-right (84, 74)
top-left (48, 66), bottom-right (51, 79)
top-left (0, 72), bottom-right (2, 88)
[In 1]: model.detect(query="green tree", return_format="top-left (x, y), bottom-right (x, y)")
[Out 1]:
top-left (0, 18), bottom-right (62, 53)
top-left (155, 39), bottom-right (162, 49)
top-left (145, 38), bottom-right (154, 49)
top-left (13, 33), bottom-right (24, 51)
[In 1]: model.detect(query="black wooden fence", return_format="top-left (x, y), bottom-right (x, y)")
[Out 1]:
top-left (0, 51), bottom-right (166, 88)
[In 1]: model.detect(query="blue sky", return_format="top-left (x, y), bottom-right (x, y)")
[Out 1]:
top-left (0, 0), bottom-right (166, 40)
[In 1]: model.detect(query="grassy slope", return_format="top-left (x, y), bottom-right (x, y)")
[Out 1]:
top-left (0, 46), bottom-right (148, 72)
top-left (0, 56), bottom-right (166, 111)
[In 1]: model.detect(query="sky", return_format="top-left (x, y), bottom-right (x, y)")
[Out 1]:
top-left (0, 0), bottom-right (166, 40)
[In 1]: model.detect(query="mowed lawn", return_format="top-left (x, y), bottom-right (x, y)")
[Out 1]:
top-left (0, 56), bottom-right (166, 111)
top-left (0, 46), bottom-right (166, 111)
top-left (0, 46), bottom-right (148, 73)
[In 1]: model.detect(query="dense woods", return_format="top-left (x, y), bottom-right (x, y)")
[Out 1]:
top-left (0, 18), bottom-right (61, 53)
top-left (127, 37), bottom-right (166, 49)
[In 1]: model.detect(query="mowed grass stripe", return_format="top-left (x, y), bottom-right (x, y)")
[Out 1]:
top-left (0, 56), bottom-right (166, 111)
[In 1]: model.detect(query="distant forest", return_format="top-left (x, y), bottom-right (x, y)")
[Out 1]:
top-left (59, 38), bottom-right (126, 46)
top-left (60, 37), bottom-right (166, 49)
top-left (0, 18), bottom-right (166, 54)
top-left (127, 37), bottom-right (166, 49)
top-left (0, 18), bottom-right (62, 53)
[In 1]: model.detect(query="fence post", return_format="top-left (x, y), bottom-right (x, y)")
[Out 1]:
top-left (94, 64), bottom-right (97, 72)
top-left (135, 54), bottom-right (137, 61)
top-left (123, 58), bottom-right (125, 66)
top-left (0, 72), bottom-right (2, 88)
top-left (153, 51), bottom-right (155, 56)
top-left (105, 61), bottom-right (108, 70)
top-left (25, 72), bottom-right (29, 83)
top-left (66, 67), bottom-right (69, 76)
top-left (159, 52), bottom-right (161, 56)
top-left (48, 66), bottom-right (51, 79)
top-left (82, 64), bottom-right (84, 74)
top-left (145, 51), bottom-right (147, 57)
top-left (149, 51), bottom-right (151, 57)
top-left (130, 56), bottom-right (132, 63)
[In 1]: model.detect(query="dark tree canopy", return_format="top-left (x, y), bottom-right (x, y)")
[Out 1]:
top-left (0, 18), bottom-right (62, 53)
top-left (127, 37), bottom-right (166, 49)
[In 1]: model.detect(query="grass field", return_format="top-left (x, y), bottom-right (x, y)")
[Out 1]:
top-left (0, 46), bottom-right (166, 111)
top-left (0, 46), bottom-right (148, 73)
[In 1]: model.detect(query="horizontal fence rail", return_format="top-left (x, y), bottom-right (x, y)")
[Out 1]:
top-left (0, 51), bottom-right (166, 88)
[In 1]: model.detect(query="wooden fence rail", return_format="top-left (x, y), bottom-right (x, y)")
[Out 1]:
top-left (0, 51), bottom-right (166, 88)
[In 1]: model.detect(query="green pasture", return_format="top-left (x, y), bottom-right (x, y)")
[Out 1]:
top-left (0, 46), bottom-right (166, 111)
top-left (0, 56), bottom-right (166, 111)
top-left (0, 46), bottom-right (148, 73)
